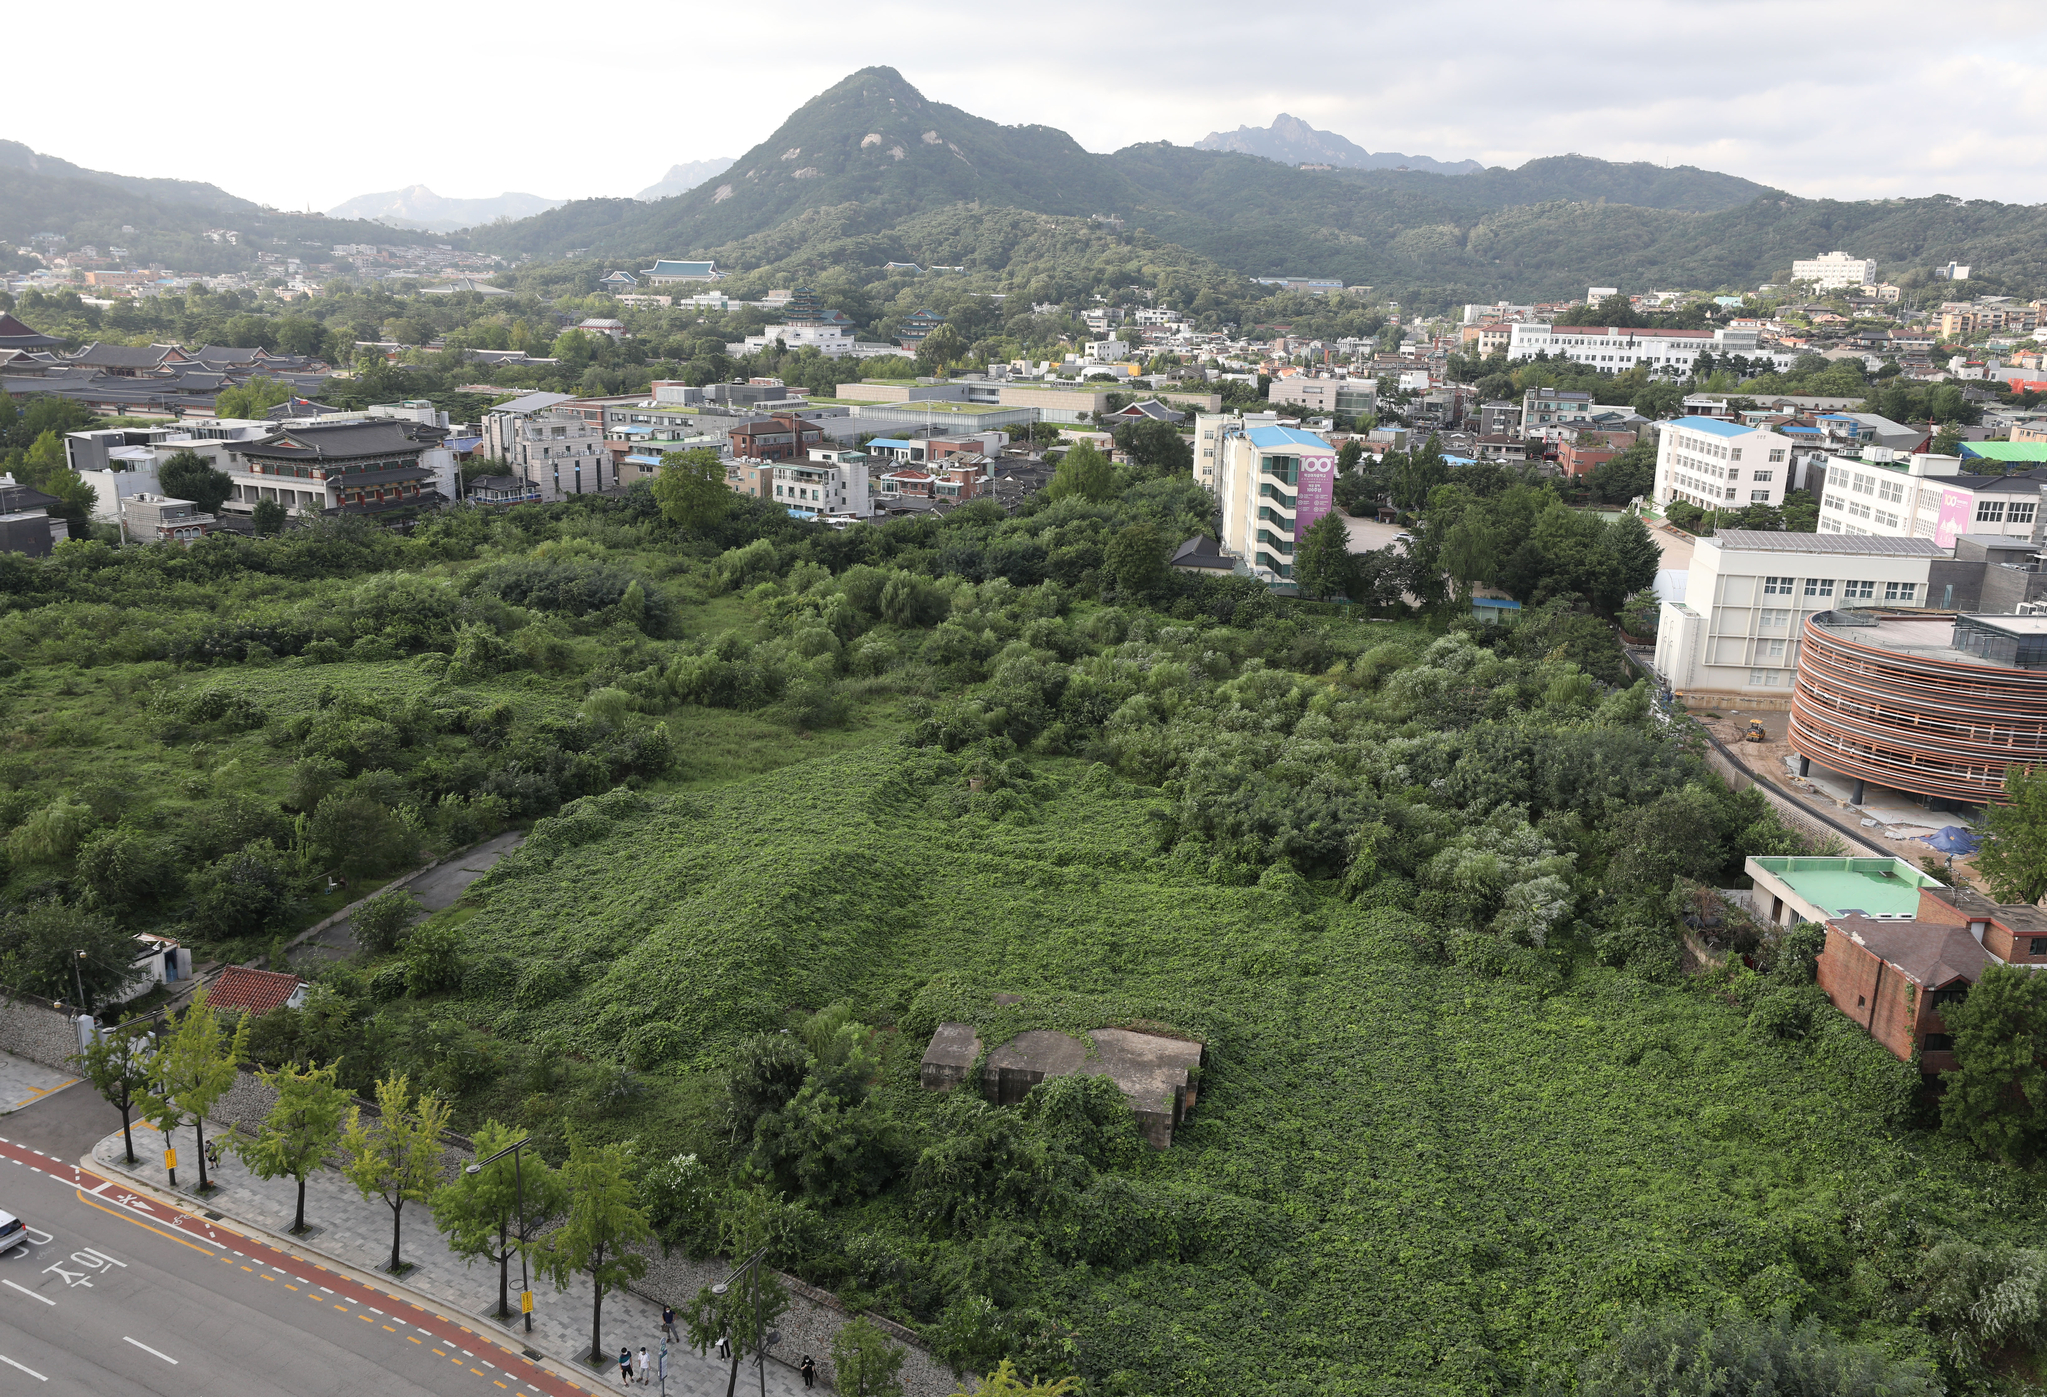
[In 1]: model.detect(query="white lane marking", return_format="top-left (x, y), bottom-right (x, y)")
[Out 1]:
top-left (0, 1352), bottom-right (46, 1380)
top-left (2, 1280), bottom-right (52, 1305)
top-left (123, 1336), bottom-right (178, 1364)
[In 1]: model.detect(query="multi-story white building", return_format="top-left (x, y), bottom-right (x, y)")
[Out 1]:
top-left (1791, 251), bottom-right (1879, 289)
top-left (1506, 323), bottom-right (1797, 374)
top-left (1522, 388), bottom-right (1594, 435)
top-left (1207, 419), bottom-right (1336, 582)
top-left (482, 392), bottom-right (612, 500)
top-left (1814, 451), bottom-right (2047, 546)
top-left (772, 448), bottom-right (871, 520)
top-left (1655, 531), bottom-right (1946, 702)
top-left (1267, 376), bottom-right (1377, 418)
top-left (1655, 416), bottom-right (1795, 510)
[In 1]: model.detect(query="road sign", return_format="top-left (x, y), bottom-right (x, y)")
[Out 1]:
top-left (520, 1290), bottom-right (533, 1315)
top-left (163, 1149), bottom-right (176, 1170)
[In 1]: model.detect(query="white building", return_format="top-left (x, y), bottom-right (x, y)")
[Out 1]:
top-left (1083, 339), bottom-right (1130, 364)
top-left (1207, 418), bottom-right (1334, 582)
top-left (773, 448), bottom-right (872, 520)
top-left (1791, 252), bottom-right (1879, 289)
top-left (1506, 323), bottom-right (1797, 374)
top-left (482, 392), bottom-right (609, 501)
top-left (1655, 531), bottom-right (1946, 702)
top-left (1655, 416), bottom-right (1795, 510)
top-left (1815, 451), bottom-right (2046, 546)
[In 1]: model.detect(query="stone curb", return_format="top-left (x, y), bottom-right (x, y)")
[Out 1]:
top-left (84, 1137), bottom-right (615, 1396)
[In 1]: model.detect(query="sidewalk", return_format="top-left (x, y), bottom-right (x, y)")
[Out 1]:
top-left (91, 1124), bottom-right (808, 1397)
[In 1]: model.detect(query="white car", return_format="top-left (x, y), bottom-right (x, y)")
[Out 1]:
top-left (0, 1213), bottom-right (24, 1252)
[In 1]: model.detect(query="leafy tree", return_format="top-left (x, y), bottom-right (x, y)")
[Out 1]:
top-left (1336, 438), bottom-right (1364, 473)
top-left (7, 797), bottom-right (93, 863)
top-left (404, 921), bottom-right (464, 995)
top-left (1576, 1310), bottom-right (1935, 1397)
top-left (1602, 516), bottom-right (1663, 603)
top-left (1977, 764), bottom-right (2047, 904)
top-left (142, 984), bottom-right (248, 1193)
top-left (539, 1131), bottom-right (651, 1365)
top-left (0, 901), bottom-right (143, 1007)
top-left (652, 448), bottom-right (732, 531)
top-left (1043, 442), bottom-right (1113, 503)
top-left (71, 1022), bottom-right (153, 1163)
top-left (832, 1316), bottom-right (906, 1397)
top-left (214, 378), bottom-right (294, 421)
top-left (1104, 520), bottom-right (1167, 596)
top-left (250, 498), bottom-right (287, 534)
top-left (188, 839), bottom-right (302, 940)
top-left (235, 1059), bottom-right (348, 1233)
top-left (352, 890), bottom-right (419, 954)
top-left (341, 1071), bottom-right (453, 1273)
top-left (1292, 512), bottom-right (1355, 600)
top-left (685, 1186), bottom-right (792, 1396)
top-left (431, 1120), bottom-right (568, 1320)
top-left (159, 449), bottom-right (234, 513)
top-left (1940, 964), bottom-right (2047, 1165)
top-left (955, 1360), bottom-right (1082, 1395)
top-left (1110, 419), bottom-right (1191, 475)
top-left (1588, 441), bottom-right (1656, 503)
top-left (75, 827), bottom-right (179, 913)
top-left (308, 794), bottom-right (417, 882)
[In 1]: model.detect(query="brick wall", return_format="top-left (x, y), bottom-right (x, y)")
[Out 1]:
top-left (1817, 928), bottom-right (1923, 1061)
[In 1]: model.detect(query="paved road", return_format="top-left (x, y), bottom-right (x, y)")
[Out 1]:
top-left (299, 831), bottom-right (525, 965)
top-left (0, 1130), bottom-right (604, 1397)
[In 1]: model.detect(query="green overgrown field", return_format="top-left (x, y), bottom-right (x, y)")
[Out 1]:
top-left (432, 746), bottom-right (2040, 1396)
top-left (4, 475), bottom-right (2045, 1395)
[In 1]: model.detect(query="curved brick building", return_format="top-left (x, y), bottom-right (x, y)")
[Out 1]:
top-left (1789, 611), bottom-right (2047, 805)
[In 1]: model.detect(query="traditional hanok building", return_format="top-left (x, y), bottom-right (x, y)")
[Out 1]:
top-left (222, 420), bottom-right (455, 517)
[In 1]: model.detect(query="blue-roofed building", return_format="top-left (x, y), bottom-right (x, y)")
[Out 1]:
top-left (639, 260), bottom-right (721, 285)
top-left (1654, 415), bottom-right (1797, 513)
top-left (1212, 418), bottom-right (1338, 581)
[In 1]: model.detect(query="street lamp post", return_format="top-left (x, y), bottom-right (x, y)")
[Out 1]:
top-left (465, 1138), bottom-right (535, 1333)
top-left (70, 949), bottom-right (88, 1016)
top-left (709, 1247), bottom-right (774, 1397)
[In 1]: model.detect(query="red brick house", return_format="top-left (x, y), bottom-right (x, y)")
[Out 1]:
top-left (726, 414), bottom-right (823, 463)
top-left (1555, 439), bottom-right (1619, 479)
top-left (1813, 883), bottom-right (2047, 1072)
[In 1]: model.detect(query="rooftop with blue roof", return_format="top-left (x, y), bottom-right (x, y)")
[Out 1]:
top-left (1668, 415), bottom-right (1756, 438)
top-left (1245, 425), bottom-right (1334, 451)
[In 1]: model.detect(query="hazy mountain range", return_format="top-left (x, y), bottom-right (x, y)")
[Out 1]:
top-left (1194, 114), bottom-right (1484, 176)
top-left (11, 70), bottom-right (2047, 300)
top-left (636, 158), bottom-right (738, 202)
top-left (323, 186), bottom-right (563, 233)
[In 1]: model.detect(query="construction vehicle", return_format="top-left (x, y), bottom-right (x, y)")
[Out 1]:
top-left (1744, 719), bottom-right (1767, 743)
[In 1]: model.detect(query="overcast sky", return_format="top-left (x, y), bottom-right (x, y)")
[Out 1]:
top-left (12, 0), bottom-right (2047, 214)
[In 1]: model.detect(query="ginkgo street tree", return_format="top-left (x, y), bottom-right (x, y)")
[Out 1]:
top-left (236, 1060), bottom-right (348, 1234)
top-left (341, 1072), bottom-right (451, 1274)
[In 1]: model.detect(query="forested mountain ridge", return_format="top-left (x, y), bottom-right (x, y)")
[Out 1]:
top-left (465, 69), bottom-right (2047, 300)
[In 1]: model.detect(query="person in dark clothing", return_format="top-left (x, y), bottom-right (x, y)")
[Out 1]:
top-left (618, 1347), bottom-right (633, 1386)
top-left (662, 1304), bottom-right (679, 1342)
top-left (800, 1355), bottom-right (816, 1388)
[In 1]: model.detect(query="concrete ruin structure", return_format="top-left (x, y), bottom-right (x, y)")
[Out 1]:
top-left (919, 1021), bottom-right (1206, 1148)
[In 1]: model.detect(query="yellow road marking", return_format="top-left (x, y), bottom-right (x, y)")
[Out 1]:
top-left (285, 1284), bottom-right (298, 1291)
top-left (240, 1265), bottom-right (252, 1272)
top-left (334, 1304), bottom-right (349, 1312)
top-left (471, 1368), bottom-right (485, 1376)
top-left (383, 1325), bottom-right (397, 1332)
top-left (408, 1337), bottom-right (421, 1344)
top-left (434, 1349), bottom-right (448, 1357)
top-left (361, 1314), bottom-right (374, 1323)
top-left (71, 1190), bottom-right (214, 1255)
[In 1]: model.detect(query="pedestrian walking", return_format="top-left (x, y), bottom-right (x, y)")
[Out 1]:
top-left (800, 1354), bottom-right (816, 1388)
top-left (636, 1347), bottom-right (650, 1384)
top-left (662, 1304), bottom-right (678, 1342)
top-left (618, 1347), bottom-right (633, 1386)
top-left (715, 1332), bottom-right (730, 1362)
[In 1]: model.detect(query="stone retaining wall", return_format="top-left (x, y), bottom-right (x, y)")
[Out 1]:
top-left (0, 989), bottom-right (85, 1070)
top-left (626, 1249), bottom-right (956, 1397)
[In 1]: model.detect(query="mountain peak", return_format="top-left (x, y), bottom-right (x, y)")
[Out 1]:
top-left (1192, 114), bottom-right (1482, 176)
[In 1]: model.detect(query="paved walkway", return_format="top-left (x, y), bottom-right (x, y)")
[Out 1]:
top-left (297, 831), bottom-right (526, 966)
top-left (91, 1125), bottom-right (807, 1396)
top-left (0, 1048), bottom-right (78, 1115)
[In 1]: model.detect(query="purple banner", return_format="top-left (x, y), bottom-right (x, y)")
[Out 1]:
top-left (1295, 453), bottom-right (1337, 539)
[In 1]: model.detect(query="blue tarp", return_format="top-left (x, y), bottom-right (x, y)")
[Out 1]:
top-left (1926, 825), bottom-right (1981, 855)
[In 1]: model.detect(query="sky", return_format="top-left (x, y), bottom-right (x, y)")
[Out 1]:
top-left (11, 0), bottom-right (2047, 214)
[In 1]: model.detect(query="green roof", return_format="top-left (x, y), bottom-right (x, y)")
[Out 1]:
top-left (1960, 442), bottom-right (2047, 463)
top-left (1749, 857), bottom-right (1940, 918)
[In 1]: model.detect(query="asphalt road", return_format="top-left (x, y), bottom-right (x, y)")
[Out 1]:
top-left (0, 1122), bottom-right (602, 1397)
